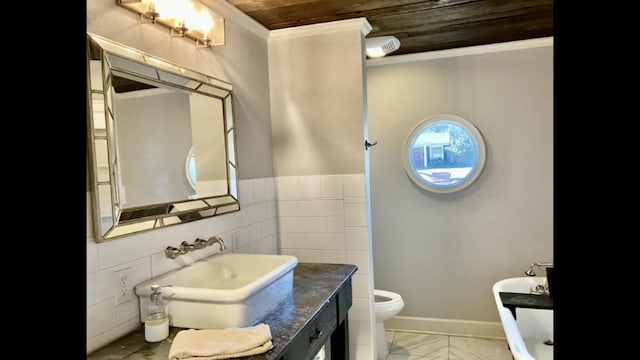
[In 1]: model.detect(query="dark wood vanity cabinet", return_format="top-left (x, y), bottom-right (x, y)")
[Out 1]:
top-left (330, 277), bottom-right (352, 360)
top-left (281, 294), bottom-right (337, 360)
top-left (281, 278), bottom-right (352, 360)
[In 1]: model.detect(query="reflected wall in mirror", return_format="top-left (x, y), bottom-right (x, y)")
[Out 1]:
top-left (87, 33), bottom-right (240, 242)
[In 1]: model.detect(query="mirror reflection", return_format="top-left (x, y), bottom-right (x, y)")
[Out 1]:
top-left (87, 33), bottom-right (240, 242)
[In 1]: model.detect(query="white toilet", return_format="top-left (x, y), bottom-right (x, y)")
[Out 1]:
top-left (374, 289), bottom-right (405, 360)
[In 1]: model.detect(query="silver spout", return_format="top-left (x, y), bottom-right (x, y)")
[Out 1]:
top-left (206, 235), bottom-right (227, 251)
top-left (525, 261), bottom-right (553, 276)
top-left (525, 266), bottom-right (537, 276)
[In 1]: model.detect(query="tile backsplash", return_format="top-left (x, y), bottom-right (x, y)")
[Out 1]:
top-left (87, 175), bottom-right (374, 358)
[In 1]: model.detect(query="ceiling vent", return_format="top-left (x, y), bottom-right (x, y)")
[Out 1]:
top-left (365, 36), bottom-right (401, 58)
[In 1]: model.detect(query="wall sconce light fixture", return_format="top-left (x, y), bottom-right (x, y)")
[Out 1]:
top-left (117, 0), bottom-right (225, 48)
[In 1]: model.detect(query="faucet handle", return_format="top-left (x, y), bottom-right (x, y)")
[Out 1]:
top-left (194, 238), bottom-right (208, 249)
top-left (180, 241), bottom-right (194, 254)
top-left (165, 246), bottom-right (180, 259)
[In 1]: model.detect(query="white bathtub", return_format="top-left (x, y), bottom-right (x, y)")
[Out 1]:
top-left (492, 277), bottom-right (554, 360)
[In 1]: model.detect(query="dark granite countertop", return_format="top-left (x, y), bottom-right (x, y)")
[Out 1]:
top-left (87, 262), bottom-right (358, 360)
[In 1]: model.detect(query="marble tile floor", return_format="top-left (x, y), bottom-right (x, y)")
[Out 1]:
top-left (384, 331), bottom-right (514, 360)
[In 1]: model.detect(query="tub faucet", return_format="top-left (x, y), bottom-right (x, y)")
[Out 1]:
top-left (525, 262), bottom-right (553, 276)
top-left (525, 261), bottom-right (553, 295)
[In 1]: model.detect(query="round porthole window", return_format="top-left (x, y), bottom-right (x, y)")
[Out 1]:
top-left (402, 114), bottom-right (486, 194)
top-left (185, 146), bottom-right (198, 192)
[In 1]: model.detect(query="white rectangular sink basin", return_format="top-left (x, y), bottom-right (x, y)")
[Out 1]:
top-left (135, 253), bottom-right (298, 329)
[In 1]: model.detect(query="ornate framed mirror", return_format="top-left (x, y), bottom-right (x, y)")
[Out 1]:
top-left (87, 33), bottom-right (240, 242)
top-left (402, 114), bottom-right (486, 194)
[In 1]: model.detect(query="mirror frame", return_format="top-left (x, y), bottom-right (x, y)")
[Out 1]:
top-left (87, 33), bottom-right (240, 242)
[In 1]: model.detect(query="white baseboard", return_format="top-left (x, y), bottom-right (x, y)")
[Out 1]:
top-left (384, 316), bottom-right (506, 340)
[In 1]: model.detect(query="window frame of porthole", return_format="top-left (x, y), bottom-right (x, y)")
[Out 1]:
top-left (402, 114), bottom-right (487, 194)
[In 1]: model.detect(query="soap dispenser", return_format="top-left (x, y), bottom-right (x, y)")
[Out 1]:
top-left (144, 284), bottom-right (169, 342)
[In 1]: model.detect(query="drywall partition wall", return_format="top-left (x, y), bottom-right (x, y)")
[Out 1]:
top-left (88, 0), bottom-right (274, 180)
top-left (366, 40), bottom-right (553, 334)
top-left (268, 19), bottom-right (377, 360)
top-left (268, 19), bottom-right (369, 176)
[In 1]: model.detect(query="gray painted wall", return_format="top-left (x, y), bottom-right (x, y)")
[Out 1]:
top-left (268, 21), bottom-right (376, 358)
top-left (269, 28), bottom-right (367, 176)
top-left (367, 46), bottom-right (553, 322)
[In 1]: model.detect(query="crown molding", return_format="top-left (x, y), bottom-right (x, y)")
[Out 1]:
top-left (269, 18), bottom-right (372, 41)
top-left (367, 37), bottom-right (553, 67)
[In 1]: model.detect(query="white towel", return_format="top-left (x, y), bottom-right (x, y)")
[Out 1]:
top-left (168, 323), bottom-right (273, 360)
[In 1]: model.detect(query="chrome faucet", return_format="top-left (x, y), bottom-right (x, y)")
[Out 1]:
top-left (525, 261), bottom-right (553, 295)
top-left (165, 235), bottom-right (227, 259)
top-left (180, 241), bottom-right (195, 254)
top-left (525, 262), bottom-right (553, 276)
top-left (165, 246), bottom-right (181, 259)
top-left (193, 238), bottom-right (208, 249)
top-left (206, 236), bottom-right (227, 251)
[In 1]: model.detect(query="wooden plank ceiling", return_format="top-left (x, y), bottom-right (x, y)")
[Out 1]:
top-left (226, 0), bottom-right (554, 56)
